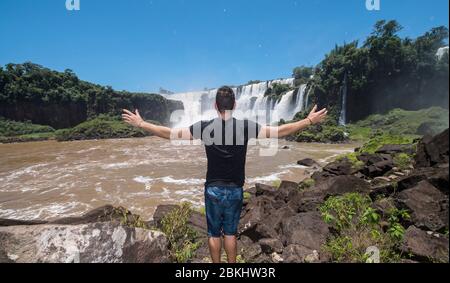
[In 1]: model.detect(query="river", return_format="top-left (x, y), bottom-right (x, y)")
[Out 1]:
top-left (0, 137), bottom-right (358, 221)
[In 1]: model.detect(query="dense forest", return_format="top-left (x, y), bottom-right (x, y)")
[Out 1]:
top-left (0, 63), bottom-right (183, 129)
top-left (293, 20), bottom-right (449, 123)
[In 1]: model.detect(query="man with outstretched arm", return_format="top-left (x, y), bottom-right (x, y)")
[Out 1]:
top-left (122, 86), bottom-right (327, 263)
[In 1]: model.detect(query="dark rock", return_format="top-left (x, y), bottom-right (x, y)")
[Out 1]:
top-left (322, 160), bottom-right (358, 176)
top-left (369, 183), bottom-right (397, 200)
top-left (0, 219), bottom-right (48, 227)
top-left (259, 238), bottom-right (284, 254)
top-left (255, 183), bottom-right (278, 197)
top-left (397, 181), bottom-right (448, 232)
top-left (375, 144), bottom-right (414, 155)
top-left (280, 212), bottom-right (329, 250)
top-left (314, 175), bottom-right (371, 197)
top-left (276, 181), bottom-right (299, 202)
top-left (397, 167), bottom-right (449, 194)
top-left (297, 158), bottom-right (319, 167)
top-left (241, 223), bottom-right (278, 242)
top-left (400, 226), bottom-right (449, 263)
top-left (358, 153), bottom-right (393, 166)
top-left (49, 205), bottom-right (135, 226)
top-left (288, 176), bottom-right (370, 213)
top-left (241, 242), bottom-right (263, 263)
top-left (361, 160), bottom-right (394, 178)
top-left (415, 129), bottom-right (449, 168)
top-left (0, 222), bottom-right (170, 263)
top-left (152, 205), bottom-right (179, 226)
top-left (239, 196), bottom-right (274, 235)
top-left (283, 244), bottom-right (321, 263)
top-left (373, 197), bottom-right (396, 217)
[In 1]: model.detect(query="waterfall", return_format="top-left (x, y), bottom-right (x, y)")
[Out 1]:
top-left (168, 78), bottom-right (309, 127)
top-left (338, 73), bottom-right (348, 126)
top-left (436, 46), bottom-right (449, 60)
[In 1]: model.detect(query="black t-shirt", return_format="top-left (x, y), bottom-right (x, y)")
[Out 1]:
top-left (189, 118), bottom-right (262, 188)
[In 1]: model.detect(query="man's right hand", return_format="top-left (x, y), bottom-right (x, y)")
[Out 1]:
top-left (307, 105), bottom-right (328, 125)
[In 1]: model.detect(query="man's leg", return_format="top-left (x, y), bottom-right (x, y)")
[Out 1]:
top-left (208, 237), bottom-right (222, 263)
top-left (223, 187), bottom-right (244, 264)
top-left (223, 235), bottom-right (238, 263)
top-left (205, 187), bottom-right (225, 263)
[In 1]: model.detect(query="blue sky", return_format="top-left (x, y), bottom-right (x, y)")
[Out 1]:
top-left (0, 0), bottom-right (448, 93)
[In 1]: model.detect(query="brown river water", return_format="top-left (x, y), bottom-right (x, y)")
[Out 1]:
top-left (0, 137), bottom-right (358, 221)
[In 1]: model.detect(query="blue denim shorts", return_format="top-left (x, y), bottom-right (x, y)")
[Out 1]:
top-left (204, 186), bottom-right (244, 238)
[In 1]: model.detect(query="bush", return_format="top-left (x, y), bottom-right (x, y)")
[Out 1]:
top-left (393, 153), bottom-right (414, 170)
top-left (160, 202), bottom-right (200, 263)
top-left (320, 193), bottom-right (409, 263)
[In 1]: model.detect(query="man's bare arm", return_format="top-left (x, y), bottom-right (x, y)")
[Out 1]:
top-left (122, 109), bottom-right (193, 140)
top-left (258, 105), bottom-right (328, 139)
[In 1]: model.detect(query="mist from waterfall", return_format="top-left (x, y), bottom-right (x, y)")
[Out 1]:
top-left (168, 78), bottom-right (308, 127)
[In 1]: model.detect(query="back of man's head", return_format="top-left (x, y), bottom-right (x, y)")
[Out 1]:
top-left (216, 86), bottom-right (236, 113)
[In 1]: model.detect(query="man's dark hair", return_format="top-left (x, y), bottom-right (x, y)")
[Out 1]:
top-left (216, 86), bottom-right (236, 113)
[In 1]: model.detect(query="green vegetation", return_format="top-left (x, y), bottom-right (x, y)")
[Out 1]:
top-left (347, 107), bottom-right (449, 141)
top-left (290, 114), bottom-right (348, 143)
top-left (160, 202), bottom-right (200, 263)
top-left (293, 66), bottom-right (314, 86)
top-left (0, 117), bottom-right (55, 137)
top-left (336, 152), bottom-right (365, 170)
top-left (357, 133), bottom-right (416, 154)
top-left (0, 117), bottom-right (56, 143)
top-left (243, 191), bottom-right (252, 200)
top-left (111, 206), bottom-right (149, 229)
top-left (393, 153), bottom-right (414, 170)
top-left (54, 115), bottom-right (150, 142)
top-left (320, 193), bottom-right (410, 263)
top-left (264, 83), bottom-right (292, 101)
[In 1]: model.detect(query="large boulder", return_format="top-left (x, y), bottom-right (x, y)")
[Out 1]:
top-left (297, 158), bottom-right (320, 167)
top-left (415, 129), bottom-right (449, 168)
top-left (288, 175), bottom-right (370, 213)
top-left (375, 144), bottom-right (414, 155)
top-left (314, 175), bottom-right (371, 197)
top-left (397, 167), bottom-right (449, 194)
top-left (280, 212), bottom-right (329, 251)
top-left (400, 226), bottom-right (449, 263)
top-left (0, 222), bottom-right (170, 263)
top-left (255, 183), bottom-right (278, 198)
top-left (396, 181), bottom-right (448, 232)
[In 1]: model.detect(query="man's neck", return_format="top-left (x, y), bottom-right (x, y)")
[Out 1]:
top-left (218, 112), bottom-right (233, 121)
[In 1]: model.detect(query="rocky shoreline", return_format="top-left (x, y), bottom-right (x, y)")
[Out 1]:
top-left (0, 129), bottom-right (448, 263)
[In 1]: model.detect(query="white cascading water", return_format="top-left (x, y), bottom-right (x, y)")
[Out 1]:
top-left (338, 73), bottom-right (348, 126)
top-left (167, 78), bottom-right (309, 127)
top-left (436, 46), bottom-right (449, 60)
